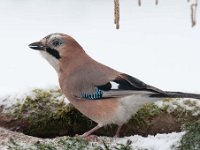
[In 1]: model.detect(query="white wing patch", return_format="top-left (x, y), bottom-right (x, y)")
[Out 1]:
top-left (110, 81), bottom-right (119, 89)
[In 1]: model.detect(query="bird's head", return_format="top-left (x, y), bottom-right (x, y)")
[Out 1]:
top-left (29, 33), bottom-right (83, 73)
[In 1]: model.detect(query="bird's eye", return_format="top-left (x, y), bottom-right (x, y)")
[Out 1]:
top-left (52, 40), bottom-right (62, 47)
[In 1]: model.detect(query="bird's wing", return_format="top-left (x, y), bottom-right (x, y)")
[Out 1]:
top-left (76, 73), bottom-right (166, 100)
top-left (115, 73), bottom-right (166, 94)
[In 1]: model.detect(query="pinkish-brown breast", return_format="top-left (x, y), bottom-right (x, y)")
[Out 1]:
top-left (67, 96), bottom-right (119, 126)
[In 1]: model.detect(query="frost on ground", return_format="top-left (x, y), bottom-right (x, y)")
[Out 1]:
top-left (0, 127), bottom-right (184, 150)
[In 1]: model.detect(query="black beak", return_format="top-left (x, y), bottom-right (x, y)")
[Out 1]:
top-left (28, 42), bottom-right (46, 50)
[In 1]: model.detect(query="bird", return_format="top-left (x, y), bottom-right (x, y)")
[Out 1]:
top-left (29, 33), bottom-right (200, 138)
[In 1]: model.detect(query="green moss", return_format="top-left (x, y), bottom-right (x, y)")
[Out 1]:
top-left (179, 120), bottom-right (200, 150)
top-left (4, 89), bottom-right (200, 149)
top-left (34, 142), bottom-right (57, 150)
top-left (7, 88), bottom-right (96, 137)
top-left (7, 137), bottom-right (89, 150)
top-left (129, 103), bottom-right (161, 128)
top-left (56, 137), bottom-right (89, 150)
top-left (7, 136), bottom-right (133, 150)
top-left (30, 137), bottom-right (89, 150)
top-left (161, 99), bottom-right (200, 126)
top-left (7, 138), bottom-right (25, 150)
top-left (4, 88), bottom-right (200, 137)
top-left (113, 140), bottom-right (132, 150)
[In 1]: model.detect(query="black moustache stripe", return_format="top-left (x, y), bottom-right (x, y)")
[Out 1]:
top-left (46, 48), bottom-right (61, 59)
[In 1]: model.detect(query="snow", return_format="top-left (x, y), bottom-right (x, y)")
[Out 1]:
top-left (114, 132), bottom-right (185, 150)
top-left (89, 133), bottom-right (185, 150)
top-left (0, 127), bottom-right (185, 150)
top-left (0, 86), bottom-right (69, 109)
top-left (0, 88), bottom-right (199, 149)
top-left (155, 98), bottom-right (200, 116)
top-left (0, 89), bottom-right (36, 108)
top-left (0, 127), bottom-right (40, 150)
top-left (0, 88), bottom-right (195, 149)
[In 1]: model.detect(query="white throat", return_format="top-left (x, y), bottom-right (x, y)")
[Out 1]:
top-left (40, 51), bottom-right (60, 74)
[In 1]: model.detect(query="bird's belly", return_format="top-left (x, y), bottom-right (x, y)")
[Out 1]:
top-left (114, 95), bottom-right (163, 125)
top-left (69, 95), bottom-right (162, 126)
top-left (70, 98), bottom-right (120, 126)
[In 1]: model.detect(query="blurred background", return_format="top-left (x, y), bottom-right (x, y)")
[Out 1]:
top-left (0, 0), bottom-right (200, 95)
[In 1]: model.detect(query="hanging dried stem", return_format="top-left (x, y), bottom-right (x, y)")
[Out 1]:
top-left (190, 0), bottom-right (198, 27)
top-left (112, 0), bottom-right (199, 29)
top-left (138, 0), bottom-right (141, 6)
top-left (114, 0), bottom-right (120, 29)
top-left (155, 0), bottom-right (159, 5)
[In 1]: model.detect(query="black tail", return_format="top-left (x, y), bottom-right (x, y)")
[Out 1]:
top-left (151, 91), bottom-right (200, 99)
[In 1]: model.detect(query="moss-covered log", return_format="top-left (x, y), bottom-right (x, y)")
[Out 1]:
top-left (0, 88), bottom-right (200, 138)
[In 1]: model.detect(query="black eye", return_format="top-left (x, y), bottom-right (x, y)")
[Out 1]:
top-left (52, 40), bottom-right (62, 47)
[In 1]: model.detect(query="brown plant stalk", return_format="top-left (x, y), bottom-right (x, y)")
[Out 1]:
top-left (113, 0), bottom-right (198, 29)
top-left (190, 0), bottom-right (198, 27)
top-left (114, 0), bottom-right (120, 29)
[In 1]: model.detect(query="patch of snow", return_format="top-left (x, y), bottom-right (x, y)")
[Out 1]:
top-left (98, 132), bottom-right (185, 150)
top-left (0, 127), bottom-right (185, 150)
top-left (155, 98), bottom-right (200, 116)
top-left (0, 89), bottom-right (36, 108)
top-left (130, 132), bottom-right (184, 150)
top-left (0, 146), bottom-right (7, 150)
top-left (0, 86), bottom-right (69, 109)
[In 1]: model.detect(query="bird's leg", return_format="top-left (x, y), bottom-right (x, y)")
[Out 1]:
top-left (114, 125), bottom-right (123, 138)
top-left (79, 125), bottom-right (101, 137)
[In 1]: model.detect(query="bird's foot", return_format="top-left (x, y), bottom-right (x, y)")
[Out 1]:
top-left (113, 134), bottom-right (119, 139)
top-left (113, 125), bottom-right (122, 138)
top-left (76, 134), bottom-right (98, 141)
top-left (75, 125), bottom-right (101, 141)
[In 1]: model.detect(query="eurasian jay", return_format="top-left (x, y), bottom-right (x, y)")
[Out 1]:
top-left (29, 33), bottom-right (200, 137)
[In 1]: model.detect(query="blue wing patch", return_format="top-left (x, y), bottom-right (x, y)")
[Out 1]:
top-left (81, 88), bottom-right (103, 100)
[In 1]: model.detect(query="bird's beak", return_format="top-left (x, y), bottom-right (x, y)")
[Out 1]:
top-left (28, 41), bottom-right (46, 51)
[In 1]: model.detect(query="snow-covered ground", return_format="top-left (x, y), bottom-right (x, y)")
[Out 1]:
top-left (0, 127), bottom-right (185, 150)
top-left (0, 88), bottom-right (200, 149)
top-left (119, 132), bottom-right (185, 150)
top-left (0, 86), bottom-right (68, 108)
top-left (156, 98), bottom-right (200, 116)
